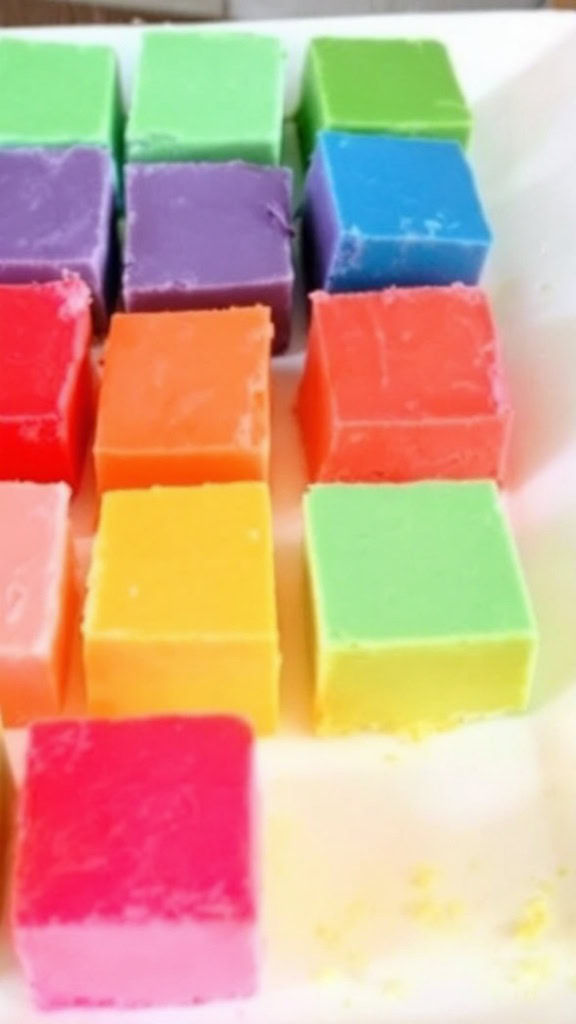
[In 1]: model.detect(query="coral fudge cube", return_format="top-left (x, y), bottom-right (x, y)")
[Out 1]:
top-left (0, 278), bottom-right (93, 488)
top-left (127, 31), bottom-right (284, 164)
top-left (305, 482), bottom-right (536, 736)
top-left (298, 287), bottom-right (511, 483)
top-left (13, 716), bottom-right (258, 1008)
top-left (0, 39), bottom-right (121, 159)
top-left (298, 37), bottom-right (471, 162)
top-left (0, 483), bottom-right (76, 726)
top-left (84, 485), bottom-right (279, 733)
top-left (95, 308), bottom-right (272, 491)
top-left (123, 162), bottom-right (293, 352)
top-left (0, 147), bottom-right (116, 329)
top-left (303, 133), bottom-right (491, 292)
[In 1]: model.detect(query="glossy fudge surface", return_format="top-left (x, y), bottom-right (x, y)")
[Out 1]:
top-left (83, 484), bottom-right (279, 733)
top-left (305, 482), bottom-right (536, 736)
top-left (123, 162), bottom-right (294, 352)
top-left (13, 716), bottom-right (258, 1008)
top-left (298, 37), bottom-right (471, 161)
top-left (0, 278), bottom-right (93, 488)
top-left (304, 132), bottom-right (491, 293)
top-left (0, 482), bottom-right (75, 726)
top-left (298, 286), bottom-right (510, 483)
top-left (0, 147), bottom-right (116, 330)
top-left (0, 39), bottom-right (121, 156)
top-left (95, 307), bottom-right (272, 491)
top-left (127, 32), bottom-right (284, 164)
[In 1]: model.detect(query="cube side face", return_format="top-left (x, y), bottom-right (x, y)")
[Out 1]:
top-left (84, 634), bottom-right (279, 735)
top-left (0, 42), bottom-right (120, 152)
top-left (326, 413), bottom-right (510, 484)
top-left (297, 45), bottom-right (329, 164)
top-left (302, 144), bottom-right (341, 291)
top-left (127, 33), bottom-right (283, 165)
top-left (316, 634), bottom-right (536, 736)
top-left (330, 234), bottom-right (489, 292)
top-left (16, 918), bottom-right (258, 1009)
top-left (297, 319), bottom-right (338, 482)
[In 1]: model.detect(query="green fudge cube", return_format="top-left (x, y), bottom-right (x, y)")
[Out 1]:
top-left (0, 39), bottom-right (122, 159)
top-left (304, 482), bottom-right (537, 737)
top-left (126, 32), bottom-right (284, 165)
top-left (298, 37), bottom-right (472, 163)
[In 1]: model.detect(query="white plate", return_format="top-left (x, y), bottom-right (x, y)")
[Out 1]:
top-left (3, 10), bottom-right (576, 1024)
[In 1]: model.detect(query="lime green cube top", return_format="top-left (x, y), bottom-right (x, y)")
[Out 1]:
top-left (126, 32), bottom-right (285, 165)
top-left (298, 37), bottom-right (472, 163)
top-left (0, 39), bottom-right (122, 157)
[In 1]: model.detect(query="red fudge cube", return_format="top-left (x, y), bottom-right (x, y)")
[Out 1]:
top-left (297, 286), bottom-right (511, 483)
top-left (0, 277), bottom-right (93, 489)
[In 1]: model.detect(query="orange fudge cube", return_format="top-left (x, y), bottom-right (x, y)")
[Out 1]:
top-left (94, 307), bottom-right (273, 491)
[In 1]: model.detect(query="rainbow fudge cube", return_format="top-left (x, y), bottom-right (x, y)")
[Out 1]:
top-left (13, 716), bottom-right (258, 1008)
top-left (305, 482), bottom-right (537, 737)
top-left (303, 132), bottom-right (491, 293)
top-left (83, 484), bottom-right (279, 734)
top-left (127, 31), bottom-right (284, 165)
top-left (123, 162), bottom-right (294, 353)
top-left (298, 37), bottom-right (471, 163)
top-left (0, 147), bottom-right (116, 329)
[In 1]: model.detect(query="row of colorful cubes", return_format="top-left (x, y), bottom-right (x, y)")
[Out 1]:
top-left (0, 34), bottom-right (470, 167)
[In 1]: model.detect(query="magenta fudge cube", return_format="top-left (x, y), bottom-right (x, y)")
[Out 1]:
top-left (0, 147), bottom-right (116, 331)
top-left (13, 716), bottom-right (259, 1009)
top-left (123, 161), bottom-right (294, 352)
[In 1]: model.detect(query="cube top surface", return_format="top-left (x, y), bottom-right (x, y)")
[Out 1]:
top-left (0, 146), bottom-right (114, 265)
top-left (96, 307), bottom-right (271, 457)
top-left (305, 37), bottom-right (470, 142)
top-left (0, 482), bottom-right (70, 655)
top-left (84, 484), bottom-right (277, 638)
top-left (124, 161), bottom-right (293, 292)
top-left (127, 31), bottom-right (284, 164)
top-left (312, 132), bottom-right (491, 245)
top-left (0, 39), bottom-right (118, 149)
top-left (310, 286), bottom-right (506, 420)
top-left (0, 278), bottom-right (91, 419)
top-left (15, 715), bottom-right (255, 924)
top-left (305, 482), bottom-right (534, 644)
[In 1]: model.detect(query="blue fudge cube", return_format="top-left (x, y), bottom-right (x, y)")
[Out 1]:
top-left (303, 132), bottom-right (492, 292)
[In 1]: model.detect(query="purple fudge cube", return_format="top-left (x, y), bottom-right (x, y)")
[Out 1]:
top-left (123, 162), bottom-right (294, 353)
top-left (0, 147), bottom-right (116, 332)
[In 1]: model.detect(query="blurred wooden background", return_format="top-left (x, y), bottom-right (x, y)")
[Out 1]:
top-left (0, 0), bottom-right (558, 28)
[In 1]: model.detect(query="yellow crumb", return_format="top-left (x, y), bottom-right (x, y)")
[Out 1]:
top-left (379, 978), bottom-right (407, 999)
top-left (410, 864), bottom-right (438, 890)
top-left (407, 896), bottom-right (463, 928)
top-left (513, 887), bottom-right (553, 943)
top-left (510, 954), bottom-right (555, 992)
top-left (406, 863), bottom-right (463, 930)
top-left (557, 866), bottom-right (569, 880)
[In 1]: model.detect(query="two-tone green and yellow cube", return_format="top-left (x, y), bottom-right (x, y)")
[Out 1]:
top-left (305, 481), bottom-right (537, 737)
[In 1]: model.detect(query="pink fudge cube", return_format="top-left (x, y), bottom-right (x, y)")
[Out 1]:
top-left (0, 482), bottom-right (75, 726)
top-left (13, 716), bottom-right (258, 1009)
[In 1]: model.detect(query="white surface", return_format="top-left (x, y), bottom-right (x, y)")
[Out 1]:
top-left (2, 10), bottom-right (576, 1024)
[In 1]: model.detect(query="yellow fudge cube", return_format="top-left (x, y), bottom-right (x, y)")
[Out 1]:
top-left (83, 484), bottom-right (279, 733)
